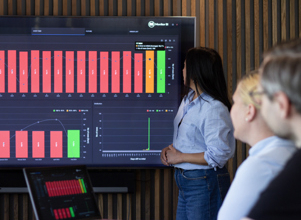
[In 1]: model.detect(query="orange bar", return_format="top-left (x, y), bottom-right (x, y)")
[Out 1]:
top-left (145, 51), bottom-right (154, 93)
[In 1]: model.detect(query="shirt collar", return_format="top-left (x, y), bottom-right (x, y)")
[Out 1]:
top-left (249, 136), bottom-right (278, 156)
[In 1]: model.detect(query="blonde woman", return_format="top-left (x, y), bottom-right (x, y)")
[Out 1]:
top-left (217, 72), bottom-right (296, 220)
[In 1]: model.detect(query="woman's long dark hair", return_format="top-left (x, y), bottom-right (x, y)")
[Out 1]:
top-left (183, 47), bottom-right (232, 111)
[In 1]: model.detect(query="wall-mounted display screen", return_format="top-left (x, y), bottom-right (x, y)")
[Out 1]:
top-left (0, 16), bottom-right (195, 167)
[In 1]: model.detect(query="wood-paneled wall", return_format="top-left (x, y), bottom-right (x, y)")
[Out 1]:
top-left (0, 0), bottom-right (300, 219)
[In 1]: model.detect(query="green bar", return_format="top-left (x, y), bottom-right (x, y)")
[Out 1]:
top-left (148, 118), bottom-right (150, 150)
top-left (67, 130), bottom-right (80, 158)
top-left (80, 179), bottom-right (87, 193)
top-left (157, 51), bottom-right (165, 93)
top-left (69, 207), bottom-right (75, 217)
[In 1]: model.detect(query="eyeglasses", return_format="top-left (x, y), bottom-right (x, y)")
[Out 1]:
top-left (248, 86), bottom-right (266, 106)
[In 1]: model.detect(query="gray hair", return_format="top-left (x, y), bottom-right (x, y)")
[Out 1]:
top-left (260, 38), bottom-right (301, 113)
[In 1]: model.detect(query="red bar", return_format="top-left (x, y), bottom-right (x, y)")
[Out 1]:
top-left (0, 131), bottom-right (10, 158)
top-left (89, 51), bottom-right (97, 93)
top-left (32, 131), bottom-right (45, 158)
top-left (62, 208), bottom-right (67, 219)
top-left (53, 209), bottom-right (59, 220)
top-left (43, 51), bottom-right (51, 93)
top-left (66, 208), bottom-right (71, 218)
top-left (134, 53), bottom-right (143, 93)
top-left (54, 181), bottom-right (60, 196)
top-left (45, 182), bottom-right (51, 197)
top-left (66, 51), bottom-right (74, 93)
top-left (0, 51), bottom-right (5, 93)
top-left (69, 180), bottom-right (75, 194)
top-left (31, 50), bottom-right (40, 93)
top-left (54, 51), bottom-right (63, 93)
top-left (8, 50), bottom-right (16, 93)
top-left (77, 51), bottom-right (86, 93)
top-left (58, 181), bottom-right (63, 196)
top-left (50, 131), bottom-right (63, 158)
top-left (58, 209), bottom-right (63, 219)
top-left (15, 131), bottom-right (28, 158)
top-left (100, 52), bottom-right (109, 93)
top-left (19, 52), bottom-right (28, 93)
top-left (53, 182), bottom-right (58, 197)
top-left (111, 52), bottom-right (120, 93)
top-left (123, 51), bottom-right (131, 93)
top-left (74, 180), bottom-right (80, 194)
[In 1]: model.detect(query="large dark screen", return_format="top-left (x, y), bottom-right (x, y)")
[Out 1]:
top-left (0, 16), bottom-right (195, 167)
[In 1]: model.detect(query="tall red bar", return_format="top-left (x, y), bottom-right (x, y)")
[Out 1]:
top-left (54, 51), bottom-right (63, 93)
top-left (32, 131), bottom-right (45, 158)
top-left (66, 51), bottom-right (74, 93)
top-left (31, 50), bottom-right (40, 93)
top-left (134, 53), bottom-right (143, 93)
top-left (15, 131), bottom-right (28, 158)
top-left (77, 51), bottom-right (86, 93)
top-left (123, 51), bottom-right (131, 93)
top-left (100, 52), bottom-right (108, 93)
top-left (0, 131), bottom-right (10, 158)
top-left (19, 52), bottom-right (28, 93)
top-left (111, 52), bottom-right (120, 93)
top-left (50, 131), bottom-right (63, 158)
top-left (8, 50), bottom-right (16, 93)
top-left (88, 51), bottom-right (97, 93)
top-left (0, 51), bottom-right (5, 93)
top-left (43, 51), bottom-right (51, 93)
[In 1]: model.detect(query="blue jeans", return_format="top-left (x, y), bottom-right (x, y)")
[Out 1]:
top-left (175, 167), bottom-right (230, 220)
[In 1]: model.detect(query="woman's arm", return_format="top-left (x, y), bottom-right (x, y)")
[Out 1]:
top-left (165, 145), bottom-right (208, 165)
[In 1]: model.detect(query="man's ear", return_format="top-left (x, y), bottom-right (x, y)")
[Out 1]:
top-left (245, 104), bottom-right (257, 122)
top-left (275, 92), bottom-right (291, 119)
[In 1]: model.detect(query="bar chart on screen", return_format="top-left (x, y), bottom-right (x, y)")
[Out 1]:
top-left (0, 48), bottom-right (167, 95)
top-left (0, 100), bottom-right (92, 164)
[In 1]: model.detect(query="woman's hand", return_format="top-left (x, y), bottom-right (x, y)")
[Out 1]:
top-left (160, 144), bottom-right (172, 166)
top-left (165, 145), bottom-right (183, 165)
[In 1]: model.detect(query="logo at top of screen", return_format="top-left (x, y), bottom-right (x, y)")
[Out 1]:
top-left (148, 21), bottom-right (155, 28)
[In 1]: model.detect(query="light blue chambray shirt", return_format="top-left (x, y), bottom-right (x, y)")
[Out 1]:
top-left (172, 91), bottom-right (235, 170)
top-left (217, 136), bottom-right (296, 220)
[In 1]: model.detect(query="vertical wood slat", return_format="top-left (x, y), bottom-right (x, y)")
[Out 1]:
top-left (127, 0), bottom-right (131, 16)
top-left (164, 169), bottom-right (170, 220)
top-left (263, 0), bottom-right (269, 51)
top-left (136, 170), bottom-right (141, 220)
top-left (90, 0), bottom-right (95, 15)
top-left (164, 0), bottom-right (169, 16)
top-left (155, 0), bottom-right (160, 16)
top-left (254, 0), bottom-right (260, 68)
top-left (70, 0), bottom-right (75, 15)
top-left (272, 0), bottom-right (278, 45)
top-left (200, 0), bottom-right (206, 46)
top-left (145, 0), bottom-right (150, 16)
top-left (209, 0), bottom-right (215, 48)
top-left (218, 0), bottom-right (223, 61)
top-left (154, 169), bottom-right (160, 220)
top-left (245, 0), bottom-right (251, 73)
top-left (53, 0), bottom-right (58, 15)
top-left (0, 0), bottom-right (4, 15)
top-left (290, 0), bottom-right (296, 39)
top-left (236, 0), bottom-right (243, 168)
top-left (136, 0), bottom-right (141, 16)
top-left (182, 0), bottom-right (187, 16)
top-left (191, 0), bottom-right (196, 16)
top-left (299, 0), bottom-right (301, 37)
top-left (173, 0), bottom-right (178, 15)
top-left (44, 0), bottom-right (49, 15)
top-left (281, 0), bottom-right (287, 41)
top-left (99, 0), bottom-right (104, 16)
top-left (17, 0), bottom-right (22, 14)
top-left (108, 0), bottom-right (113, 15)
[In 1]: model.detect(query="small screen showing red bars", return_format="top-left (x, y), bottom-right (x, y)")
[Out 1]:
top-left (45, 179), bottom-right (87, 197)
top-left (53, 207), bottom-right (75, 219)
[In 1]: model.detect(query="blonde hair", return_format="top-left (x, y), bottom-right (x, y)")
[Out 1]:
top-left (238, 71), bottom-right (260, 109)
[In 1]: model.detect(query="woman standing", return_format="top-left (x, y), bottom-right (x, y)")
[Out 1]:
top-left (160, 47), bottom-right (235, 220)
